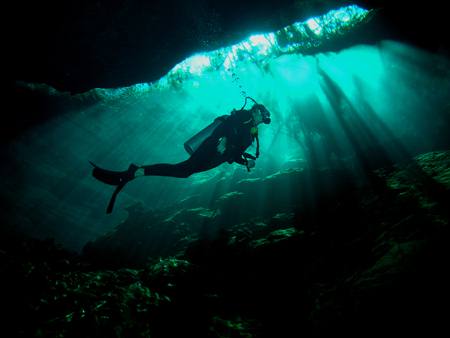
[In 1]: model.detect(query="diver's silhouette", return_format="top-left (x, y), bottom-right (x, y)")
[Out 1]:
top-left (91, 98), bottom-right (271, 213)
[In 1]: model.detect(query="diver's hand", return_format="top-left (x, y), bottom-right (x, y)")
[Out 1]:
top-left (246, 159), bottom-right (256, 169)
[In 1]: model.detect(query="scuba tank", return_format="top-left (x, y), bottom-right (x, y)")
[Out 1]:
top-left (183, 97), bottom-right (267, 155)
top-left (184, 115), bottom-right (227, 155)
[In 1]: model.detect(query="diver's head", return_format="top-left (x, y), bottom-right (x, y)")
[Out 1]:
top-left (251, 104), bottom-right (271, 125)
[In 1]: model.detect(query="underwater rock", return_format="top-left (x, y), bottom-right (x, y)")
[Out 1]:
top-left (140, 257), bottom-right (195, 298)
top-left (83, 167), bottom-right (353, 264)
top-left (280, 157), bottom-right (308, 170)
top-left (270, 212), bottom-right (295, 226)
top-left (249, 227), bottom-right (304, 249)
top-left (2, 150), bottom-right (449, 337)
top-left (216, 191), bottom-right (245, 203)
top-left (209, 316), bottom-right (257, 338)
top-left (174, 194), bottom-right (203, 209)
top-left (414, 150), bottom-right (450, 188)
top-left (353, 240), bottom-right (426, 290)
top-left (82, 207), bottom-right (186, 268)
top-left (84, 150), bottom-right (449, 268)
top-left (186, 150), bottom-right (449, 336)
top-left (35, 268), bottom-right (171, 337)
top-left (376, 150), bottom-right (450, 220)
top-left (164, 207), bottom-right (218, 226)
top-left (310, 237), bottom-right (449, 335)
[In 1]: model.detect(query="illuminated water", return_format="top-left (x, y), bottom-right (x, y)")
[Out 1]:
top-left (4, 5), bottom-right (449, 250)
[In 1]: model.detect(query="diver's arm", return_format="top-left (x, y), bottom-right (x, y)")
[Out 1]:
top-left (255, 134), bottom-right (260, 158)
top-left (243, 152), bottom-right (256, 160)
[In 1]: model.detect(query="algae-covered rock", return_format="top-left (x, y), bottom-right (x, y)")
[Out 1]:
top-left (209, 316), bottom-right (256, 338)
top-left (414, 150), bottom-right (450, 188)
top-left (216, 191), bottom-right (245, 203)
top-left (149, 257), bottom-right (191, 275)
top-left (353, 240), bottom-right (426, 290)
top-left (164, 207), bottom-right (219, 227)
top-left (249, 227), bottom-right (304, 248)
top-left (36, 267), bottom-right (170, 338)
top-left (10, 149), bottom-right (444, 337)
top-left (378, 150), bottom-right (450, 212)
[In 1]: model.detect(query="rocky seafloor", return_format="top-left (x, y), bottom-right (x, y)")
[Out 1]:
top-left (1, 150), bottom-right (449, 337)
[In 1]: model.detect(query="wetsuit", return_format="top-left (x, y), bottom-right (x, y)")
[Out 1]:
top-left (139, 109), bottom-right (257, 178)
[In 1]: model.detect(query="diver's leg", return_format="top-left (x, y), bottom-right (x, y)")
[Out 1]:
top-left (139, 155), bottom-right (225, 178)
top-left (139, 160), bottom-right (196, 178)
top-left (91, 141), bottom-right (225, 213)
top-left (90, 161), bottom-right (194, 214)
top-left (138, 138), bottom-right (226, 178)
top-left (91, 136), bottom-right (225, 184)
top-left (91, 160), bottom-right (195, 183)
top-left (91, 153), bottom-right (223, 184)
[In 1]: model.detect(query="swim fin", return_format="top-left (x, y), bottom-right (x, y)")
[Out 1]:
top-left (106, 183), bottom-right (125, 214)
top-left (90, 161), bottom-right (138, 186)
top-left (89, 162), bottom-right (139, 213)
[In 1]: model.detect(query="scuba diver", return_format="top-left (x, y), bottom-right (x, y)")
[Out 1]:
top-left (91, 97), bottom-right (271, 213)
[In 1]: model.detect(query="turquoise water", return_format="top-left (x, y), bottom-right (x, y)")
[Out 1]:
top-left (2, 4), bottom-right (450, 338)
top-left (4, 6), bottom-right (449, 250)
